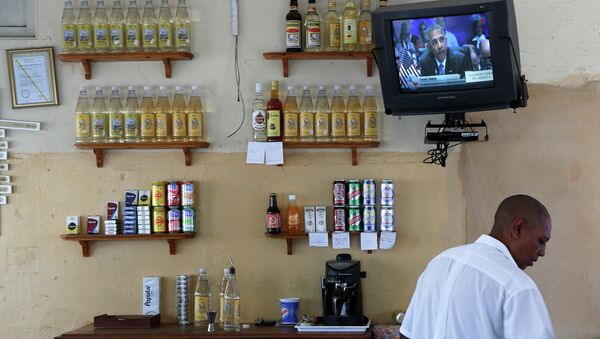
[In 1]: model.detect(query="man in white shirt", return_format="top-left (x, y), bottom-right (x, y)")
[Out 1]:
top-left (400, 194), bottom-right (555, 339)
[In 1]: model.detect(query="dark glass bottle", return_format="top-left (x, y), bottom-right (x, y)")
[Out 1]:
top-left (266, 193), bottom-right (281, 234)
top-left (266, 81), bottom-right (284, 142)
top-left (285, 0), bottom-right (302, 52)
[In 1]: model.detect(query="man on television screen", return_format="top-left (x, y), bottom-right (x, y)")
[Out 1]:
top-left (418, 24), bottom-right (472, 78)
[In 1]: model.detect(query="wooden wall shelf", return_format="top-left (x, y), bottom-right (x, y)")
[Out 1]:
top-left (61, 233), bottom-right (196, 257)
top-left (58, 51), bottom-right (194, 80)
top-left (263, 51), bottom-right (374, 78)
top-left (75, 141), bottom-right (210, 167)
top-left (283, 141), bottom-right (380, 166)
top-left (265, 232), bottom-right (374, 255)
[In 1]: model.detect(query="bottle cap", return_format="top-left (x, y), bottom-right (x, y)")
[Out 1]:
top-left (366, 85), bottom-right (374, 91)
top-left (287, 85), bottom-right (294, 92)
top-left (303, 85), bottom-right (309, 91)
top-left (111, 86), bottom-right (119, 91)
top-left (199, 267), bottom-right (207, 274)
top-left (159, 85), bottom-right (167, 91)
top-left (289, 194), bottom-right (296, 200)
top-left (144, 85), bottom-right (151, 91)
top-left (79, 86), bottom-right (87, 92)
top-left (95, 86), bottom-right (103, 91)
top-left (128, 85), bottom-right (136, 91)
top-left (175, 85), bottom-right (183, 91)
top-left (224, 268), bottom-right (230, 275)
top-left (350, 85), bottom-right (357, 91)
top-left (318, 85), bottom-right (325, 91)
top-left (255, 82), bottom-right (263, 93)
top-left (334, 85), bottom-right (341, 91)
top-left (192, 85), bottom-right (199, 91)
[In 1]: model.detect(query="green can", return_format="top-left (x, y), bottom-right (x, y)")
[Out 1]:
top-left (182, 206), bottom-right (196, 233)
top-left (347, 180), bottom-right (361, 206)
top-left (348, 207), bottom-right (362, 232)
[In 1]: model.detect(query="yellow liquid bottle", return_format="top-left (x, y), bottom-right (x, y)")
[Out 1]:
top-left (174, 0), bottom-right (191, 52)
top-left (346, 85), bottom-right (362, 141)
top-left (341, 0), bottom-right (358, 51)
top-left (91, 86), bottom-right (108, 143)
top-left (77, 0), bottom-right (94, 53)
top-left (110, 0), bottom-right (126, 53)
top-left (158, 0), bottom-right (174, 51)
top-left (303, 0), bottom-right (321, 51)
top-left (75, 86), bottom-right (91, 143)
top-left (331, 85), bottom-right (347, 141)
top-left (187, 85), bottom-right (203, 141)
top-left (124, 86), bottom-right (140, 142)
top-left (61, 0), bottom-right (78, 53)
top-left (140, 86), bottom-right (156, 142)
top-left (363, 85), bottom-right (379, 140)
top-left (108, 86), bottom-right (124, 143)
top-left (286, 194), bottom-right (302, 232)
top-left (324, 1), bottom-right (340, 51)
top-left (283, 86), bottom-right (299, 142)
top-left (126, 0), bottom-right (142, 52)
top-left (172, 85), bottom-right (188, 141)
top-left (315, 85), bottom-right (330, 142)
top-left (155, 85), bottom-right (172, 142)
top-left (358, 0), bottom-right (373, 51)
top-left (142, 0), bottom-right (158, 52)
top-left (94, 0), bottom-right (110, 53)
top-left (299, 85), bottom-right (315, 142)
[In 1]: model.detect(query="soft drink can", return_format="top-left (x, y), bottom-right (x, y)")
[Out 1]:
top-left (152, 181), bottom-right (166, 207)
top-left (347, 180), bottom-right (361, 206)
top-left (334, 207), bottom-right (347, 231)
top-left (363, 206), bottom-right (376, 232)
top-left (363, 179), bottom-right (376, 206)
top-left (181, 181), bottom-right (194, 206)
top-left (333, 180), bottom-right (346, 206)
top-left (167, 181), bottom-right (181, 207)
top-left (168, 207), bottom-right (181, 233)
top-left (381, 179), bottom-right (394, 206)
top-left (152, 206), bottom-right (166, 233)
top-left (348, 207), bottom-right (362, 232)
top-left (182, 206), bottom-right (196, 233)
top-left (380, 207), bottom-right (395, 231)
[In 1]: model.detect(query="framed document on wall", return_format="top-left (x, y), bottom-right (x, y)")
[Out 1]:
top-left (6, 46), bottom-right (59, 108)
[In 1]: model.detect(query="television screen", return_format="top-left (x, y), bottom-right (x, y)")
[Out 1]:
top-left (393, 14), bottom-right (494, 92)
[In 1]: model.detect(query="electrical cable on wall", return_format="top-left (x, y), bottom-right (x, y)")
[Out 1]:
top-left (227, 0), bottom-right (244, 138)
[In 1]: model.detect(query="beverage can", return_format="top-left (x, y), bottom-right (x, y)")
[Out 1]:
top-left (381, 179), bottom-right (394, 206)
top-left (348, 207), bottom-right (362, 232)
top-left (347, 180), bottom-right (361, 206)
top-left (152, 181), bottom-right (166, 207)
top-left (153, 206), bottom-right (167, 233)
top-left (181, 181), bottom-right (194, 206)
top-left (380, 207), bottom-right (395, 231)
top-left (363, 206), bottom-right (376, 232)
top-left (168, 207), bottom-right (181, 233)
top-left (334, 206), bottom-right (347, 231)
top-left (167, 181), bottom-right (181, 207)
top-left (333, 180), bottom-right (346, 206)
top-left (182, 206), bottom-right (195, 233)
top-left (362, 179), bottom-right (376, 206)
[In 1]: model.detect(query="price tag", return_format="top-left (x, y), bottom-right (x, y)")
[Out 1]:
top-left (265, 142), bottom-right (284, 165)
top-left (360, 232), bottom-right (378, 251)
top-left (246, 142), bottom-right (266, 164)
top-left (379, 231), bottom-right (396, 249)
top-left (308, 232), bottom-right (329, 247)
top-left (332, 232), bottom-right (350, 249)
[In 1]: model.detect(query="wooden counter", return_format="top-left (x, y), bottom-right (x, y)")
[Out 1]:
top-left (54, 323), bottom-right (372, 339)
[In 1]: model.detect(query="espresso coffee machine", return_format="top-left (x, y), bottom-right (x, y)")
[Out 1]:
top-left (321, 253), bottom-right (367, 326)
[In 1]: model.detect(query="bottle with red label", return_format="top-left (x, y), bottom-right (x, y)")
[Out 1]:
top-left (266, 193), bottom-right (281, 234)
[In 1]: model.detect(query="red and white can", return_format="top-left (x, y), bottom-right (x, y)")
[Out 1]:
top-left (334, 206), bottom-right (347, 231)
top-left (167, 181), bottom-right (181, 207)
top-left (168, 207), bottom-right (181, 233)
top-left (333, 180), bottom-right (346, 206)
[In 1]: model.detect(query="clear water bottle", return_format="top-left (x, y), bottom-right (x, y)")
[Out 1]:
top-left (194, 268), bottom-right (211, 328)
top-left (223, 267), bottom-right (240, 331)
top-left (218, 268), bottom-right (231, 327)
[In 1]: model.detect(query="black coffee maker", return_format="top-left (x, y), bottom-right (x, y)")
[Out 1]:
top-left (321, 253), bottom-right (367, 326)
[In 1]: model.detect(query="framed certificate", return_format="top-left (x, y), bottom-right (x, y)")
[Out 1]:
top-left (6, 47), bottom-right (59, 108)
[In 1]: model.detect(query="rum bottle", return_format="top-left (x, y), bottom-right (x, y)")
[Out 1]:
top-left (358, 0), bottom-right (373, 51)
top-left (108, 86), bottom-right (124, 143)
top-left (266, 81), bottom-right (283, 142)
top-left (126, 0), bottom-right (142, 52)
top-left (363, 85), bottom-right (378, 140)
top-left (91, 86), bottom-right (108, 143)
top-left (287, 195), bottom-right (301, 232)
top-left (283, 85), bottom-right (299, 142)
top-left (341, 0), bottom-right (358, 51)
top-left (124, 86), bottom-right (140, 142)
top-left (172, 85), bottom-right (188, 140)
top-left (331, 85), bottom-right (347, 141)
top-left (158, 0), bottom-right (174, 51)
top-left (77, 0), bottom-right (94, 53)
top-left (218, 268), bottom-right (231, 326)
top-left (303, 0), bottom-right (321, 51)
top-left (194, 268), bottom-right (211, 328)
top-left (140, 86), bottom-right (156, 142)
top-left (187, 85), bottom-right (203, 141)
top-left (175, 0), bottom-right (192, 52)
top-left (299, 85), bottom-right (315, 141)
top-left (61, 0), bottom-right (77, 53)
top-left (315, 85), bottom-right (330, 141)
top-left (155, 85), bottom-right (172, 142)
top-left (110, 0), bottom-right (126, 53)
top-left (346, 85), bottom-right (362, 140)
top-left (94, 0), bottom-right (110, 53)
top-left (252, 83), bottom-right (267, 142)
top-left (223, 267), bottom-right (240, 331)
top-left (75, 86), bottom-right (91, 143)
top-left (285, 0), bottom-right (302, 53)
top-left (266, 193), bottom-right (281, 234)
top-left (324, 1), bottom-right (340, 51)
top-left (142, 0), bottom-right (158, 52)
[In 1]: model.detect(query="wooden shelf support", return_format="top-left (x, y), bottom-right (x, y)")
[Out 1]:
top-left (286, 238), bottom-right (293, 255)
top-left (82, 59), bottom-right (92, 80)
top-left (79, 240), bottom-right (90, 257)
top-left (162, 58), bottom-right (172, 78)
top-left (93, 148), bottom-right (104, 168)
top-left (183, 147), bottom-right (192, 166)
top-left (351, 148), bottom-right (358, 166)
top-left (167, 239), bottom-right (177, 255)
top-left (263, 51), bottom-right (374, 78)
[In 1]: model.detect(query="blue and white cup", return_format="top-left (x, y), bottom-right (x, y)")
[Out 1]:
top-left (280, 297), bottom-right (300, 324)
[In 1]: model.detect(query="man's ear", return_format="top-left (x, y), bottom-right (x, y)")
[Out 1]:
top-left (510, 217), bottom-right (526, 239)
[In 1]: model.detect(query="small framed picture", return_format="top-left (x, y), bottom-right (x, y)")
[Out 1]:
top-left (0, 176), bottom-right (10, 183)
top-left (0, 185), bottom-right (12, 194)
top-left (0, 141), bottom-right (8, 149)
top-left (0, 196), bottom-right (6, 205)
top-left (0, 152), bottom-right (7, 160)
top-left (0, 163), bottom-right (8, 171)
top-left (6, 46), bottom-right (59, 108)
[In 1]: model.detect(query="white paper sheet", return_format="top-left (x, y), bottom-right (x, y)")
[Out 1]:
top-left (265, 142), bottom-right (284, 165)
top-left (360, 232), bottom-right (378, 251)
top-left (309, 232), bottom-right (329, 247)
top-left (332, 232), bottom-right (350, 249)
top-left (246, 142), bottom-right (266, 164)
top-left (379, 231), bottom-right (396, 249)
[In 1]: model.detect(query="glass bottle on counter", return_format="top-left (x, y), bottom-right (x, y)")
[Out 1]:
top-left (94, 0), bottom-right (110, 53)
top-left (346, 85), bottom-right (362, 140)
top-left (61, 0), bottom-right (77, 53)
top-left (287, 195), bottom-right (301, 232)
top-left (91, 86), bottom-right (108, 143)
top-left (108, 86), bottom-right (124, 143)
top-left (142, 0), bottom-right (158, 52)
top-left (363, 85), bottom-right (379, 140)
top-left (341, 0), bottom-right (358, 51)
top-left (218, 268), bottom-right (232, 327)
top-left (358, 0), bottom-right (373, 51)
top-left (126, 0), bottom-right (141, 52)
top-left (124, 85), bottom-right (140, 142)
top-left (75, 86), bottom-right (91, 143)
top-left (251, 83), bottom-right (267, 142)
top-left (174, 0), bottom-right (192, 52)
top-left (194, 268), bottom-right (211, 328)
top-left (378, 0), bottom-right (388, 7)
top-left (172, 85), bottom-right (188, 140)
top-left (158, 0), bottom-right (174, 51)
top-left (331, 85), bottom-right (347, 141)
top-left (266, 193), bottom-right (281, 234)
top-left (155, 85), bottom-right (172, 142)
top-left (110, 0), bottom-right (126, 53)
top-left (283, 85), bottom-right (299, 142)
top-left (77, 0), bottom-right (94, 53)
top-left (299, 85), bottom-right (315, 141)
top-left (266, 81), bottom-right (283, 142)
top-left (285, 0), bottom-right (302, 53)
top-left (324, 1), bottom-right (340, 51)
top-left (223, 267), bottom-right (240, 331)
top-left (187, 85), bottom-right (203, 141)
top-left (140, 86), bottom-right (156, 142)
top-left (315, 85), bottom-right (330, 141)
top-left (303, 0), bottom-right (321, 51)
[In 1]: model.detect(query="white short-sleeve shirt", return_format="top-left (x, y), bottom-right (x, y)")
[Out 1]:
top-left (400, 235), bottom-right (555, 339)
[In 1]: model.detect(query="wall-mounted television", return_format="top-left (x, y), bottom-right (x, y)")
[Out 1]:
top-left (373, 0), bottom-right (526, 116)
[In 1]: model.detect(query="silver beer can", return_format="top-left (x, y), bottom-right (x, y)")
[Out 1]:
top-left (380, 207), bottom-right (395, 231)
top-left (363, 179), bottom-right (376, 206)
top-left (380, 179), bottom-right (394, 206)
top-left (363, 206), bottom-right (376, 232)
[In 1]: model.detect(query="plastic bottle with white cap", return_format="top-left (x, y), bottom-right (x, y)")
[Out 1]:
top-left (91, 86), bottom-right (108, 142)
top-left (140, 85), bottom-right (156, 142)
top-left (75, 86), bottom-right (91, 143)
top-left (172, 85), bottom-right (188, 140)
top-left (155, 85), bottom-right (172, 142)
top-left (124, 85), bottom-right (140, 142)
top-left (108, 86), bottom-right (124, 143)
top-left (187, 85), bottom-right (203, 141)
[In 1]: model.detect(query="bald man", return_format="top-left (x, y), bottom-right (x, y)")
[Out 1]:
top-left (400, 195), bottom-right (555, 339)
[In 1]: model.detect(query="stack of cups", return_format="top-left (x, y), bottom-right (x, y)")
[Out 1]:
top-left (176, 274), bottom-right (192, 325)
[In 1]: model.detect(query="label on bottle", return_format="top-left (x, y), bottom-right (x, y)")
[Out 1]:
top-left (359, 21), bottom-right (372, 44)
top-left (342, 18), bottom-right (357, 44)
top-left (62, 24), bottom-right (77, 49)
top-left (267, 110), bottom-right (281, 137)
top-left (223, 298), bottom-right (235, 325)
top-left (194, 295), bottom-right (209, 322)
top-left (347, 112), bottom-right (361, 137)
top-left (188, 113), bottom-right (202, 138)
top-left (92, 113), bottom-right (107, 137)
top-left (284, 112), bottom-right (298, 138)
top-left (364, 110), bottom-right (378, 137)
top-left (266, 212), bottom-right (281, 230)
top-left (300, 112), bottom-right (314, 137)
top-left (306, 21), bottom-right (321, 48)
top-left (109, 113), bottom-right (124, 138)
top-left (315, 112), bottom-right (329, 137)
top-left (331, 112), bottom-right (346, 137)
top-left (158, 23), bottom-right (172, 48)
top-left (143, 24), bottom-right (158, 47)
top-left (124, 113), bottom-right (139, 137)
top-left (286, 20), bottom-right (301, 48)
top-left (95, 24), bottom-right (110, 48)
top-left (127, 24), bottom-right (141, 48)
top-left (175, 23), bottom-right (191, 48)
top-left (78, 24), bottom-right (93, 48)
top-left (329, 23), bottom-right (341, 48)
top-left (234, 298), bottom-right (241, 325)
top-left (155, 113), bottom-right (168, 137)
top-left (288, 212), bottom-right (300, 228)
top-left (76, 113), bottom-right (90, 138)
top-left (219, 295), bottom-right (225, 323)
top-left (110, 25), bottom-right (124, 48)
top-left (141, 113), bottom-right (155, 137)
top-left (173, 113), bottom-right (187, 137)
top-left (252, 109), bottom-right (266, 131)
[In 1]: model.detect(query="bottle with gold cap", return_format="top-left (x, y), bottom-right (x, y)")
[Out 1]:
top-left (187, 85), bottom-right (203, 141)
top-left (172, 85), bottom-right (188, 141)
top-left (266, 81), bottom-right (283, 142)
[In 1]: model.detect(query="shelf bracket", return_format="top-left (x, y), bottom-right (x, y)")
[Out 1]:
top-left (93, 148), bottom-right (104, 168)
top-left (167, 239), bottom-right (177, 255)
top-left (282, 59), bottom-right (289, 78)
top-left (79, 240), bottom-right (90, 257)
top-left (366, 57), bottom-right (373, 77)
top-left (286, 239), bottom-right (293, 255)
top-left (162, 58), bottom-right (172, 78)
top-left (182, 148), bottom-right (192, 166)
top-left (81, 59), bottom-right (92, 80)
top-left (351, 148), bottom-right (358, 166)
